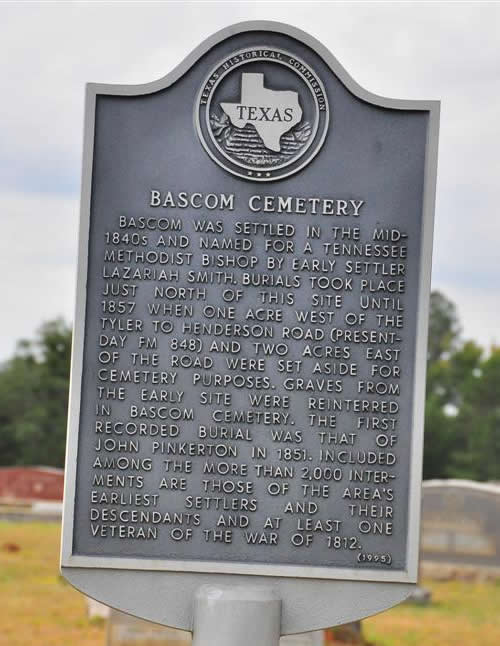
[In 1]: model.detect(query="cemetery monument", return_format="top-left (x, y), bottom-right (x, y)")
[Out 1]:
top-left (61, 21), bottom-right (440, 644)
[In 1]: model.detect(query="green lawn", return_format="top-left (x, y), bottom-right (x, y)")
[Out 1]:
top-left (1, 521), bottom-right (499, 646)
top-left (0, 521), bottom-right (105, 646)
top-left (363, 577), bottom-right (500, 646)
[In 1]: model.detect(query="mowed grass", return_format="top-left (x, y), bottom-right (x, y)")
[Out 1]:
top-left (1, 521), bottom-right (500, 646)
top-left (0, 521), bottom-right (105, 646)
top-left (362, 577), bottom-right (500, 646)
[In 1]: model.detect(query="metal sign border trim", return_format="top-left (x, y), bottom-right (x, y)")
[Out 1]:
top-left (61, 20), bottom-right (440, 586)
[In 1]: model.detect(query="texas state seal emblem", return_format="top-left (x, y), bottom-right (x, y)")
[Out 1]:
top-left (196, 47), bottom-right (329, 181)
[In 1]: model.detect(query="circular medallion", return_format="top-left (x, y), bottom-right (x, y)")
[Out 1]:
top-left (195, 47), bottom-right (329, 181)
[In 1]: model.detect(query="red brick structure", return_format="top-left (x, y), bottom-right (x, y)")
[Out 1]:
top-left (0, 466), bottom-right (64, 503)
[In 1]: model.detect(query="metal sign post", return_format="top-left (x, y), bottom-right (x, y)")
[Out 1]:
top-left (192, 586), bottom-right (281, 646)
top-left (61, 20), bottom-right (439, 636)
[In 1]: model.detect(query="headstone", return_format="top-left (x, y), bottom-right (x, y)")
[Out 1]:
top-left (420, 480), bottom-right (500, 578)
top-left (61, 21), bottom-right (439, 634)
top-left (107, 610), bottom-right (323, 646)
top-left (404, 585), bottom-right (431, 605)
top-left (87, 597), bottom-right (111, 620)
top-left (107, 610), bottom-right (192, 646)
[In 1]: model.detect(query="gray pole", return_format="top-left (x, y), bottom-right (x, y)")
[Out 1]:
top-left (192, 585), bottom-right (281, 646)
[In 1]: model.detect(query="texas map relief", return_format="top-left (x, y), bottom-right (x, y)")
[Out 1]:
top-left (220, 73), bottom-right (303, 152)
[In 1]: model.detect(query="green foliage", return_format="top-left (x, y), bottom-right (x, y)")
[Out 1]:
top-left (447, 348), bottom-right (500, 480)
top-left (423, 291), bottom-right (462, 479)
top-left (0, 319), bottom-right (71, 467)
top-left (427, 291), bottom-right (461, 364)
top-left (423, 340), bottom-right (483, 479)
top-left (424, 291), bottom-right (499, 481)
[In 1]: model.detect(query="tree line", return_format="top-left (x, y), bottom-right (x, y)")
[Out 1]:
top-left (0, 292), bottom-right (498, 481)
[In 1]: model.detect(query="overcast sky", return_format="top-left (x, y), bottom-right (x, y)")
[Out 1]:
top-left (1, 1), bottom-right (499, 360)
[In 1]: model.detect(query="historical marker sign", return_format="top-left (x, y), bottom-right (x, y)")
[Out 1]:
top-left (61, 22), bottom-right (439, 632)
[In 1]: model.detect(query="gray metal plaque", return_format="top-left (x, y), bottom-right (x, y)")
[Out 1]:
top-left (61, 21), bottom-right (439, 632)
